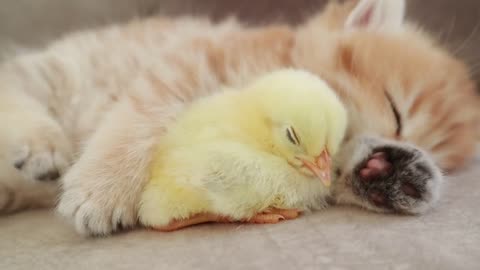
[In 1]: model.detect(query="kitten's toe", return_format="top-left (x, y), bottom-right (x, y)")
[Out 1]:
top-left (352, 145), bottom-right (442, 214)
top-left (74, 200), bottom-right (113, 236)
top-left (0, 185), bottom-right (15, 213)
top-left (0, 178), bottom-right (58, 214)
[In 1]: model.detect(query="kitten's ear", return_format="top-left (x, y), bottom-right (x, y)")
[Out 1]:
top-left (345, 0), bottom-right (406, 31)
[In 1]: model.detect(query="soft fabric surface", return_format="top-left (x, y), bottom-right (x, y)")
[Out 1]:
top-left (1, 149), bottom-right (478, 270)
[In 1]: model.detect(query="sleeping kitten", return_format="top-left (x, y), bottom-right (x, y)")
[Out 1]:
top-left (0, 0), bottom-right (478, 236)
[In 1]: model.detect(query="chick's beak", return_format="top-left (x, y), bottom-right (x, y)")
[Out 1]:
top-left (300, 150), bottom-right (332, 187)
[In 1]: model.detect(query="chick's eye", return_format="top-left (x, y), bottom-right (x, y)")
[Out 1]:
top-left (286, 126), bottom-right (300, 145)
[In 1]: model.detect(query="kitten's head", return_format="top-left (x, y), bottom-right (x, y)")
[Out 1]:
top-left (294, 0), bottom-right (479, 171)
top-left (293, 0), bottom-right (479, 213)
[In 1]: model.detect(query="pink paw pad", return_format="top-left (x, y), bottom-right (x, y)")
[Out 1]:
top-left (359, 152), bottom-right (392, 181)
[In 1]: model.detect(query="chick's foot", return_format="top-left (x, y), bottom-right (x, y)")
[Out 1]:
top-left (248, 208), bottom-right (300, 224)
top-left (152, 213), bottom-right (232, 232)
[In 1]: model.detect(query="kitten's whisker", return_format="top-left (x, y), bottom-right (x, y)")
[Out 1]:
top-left (453, 21), bottom-right (480, 57)
top-left (470, 64), bottom-right (480, 76)
top-left (438, 15), bottom-right (457, 43)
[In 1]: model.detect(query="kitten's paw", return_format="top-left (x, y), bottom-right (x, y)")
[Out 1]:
top-left (10, 128), bottom-right (72, 182)
top-left (0, 178), bottom-right (58, 214)
top-left (58, 184), bottom-right (137, 236)
top-left (352, 144), bottom-right (442, 214)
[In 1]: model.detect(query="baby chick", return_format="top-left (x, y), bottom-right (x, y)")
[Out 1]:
top-left (139, 69), bottom-right (348, 231)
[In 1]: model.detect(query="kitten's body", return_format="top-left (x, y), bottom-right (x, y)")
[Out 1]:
top-left (0, 0), bottom-right (477, 235)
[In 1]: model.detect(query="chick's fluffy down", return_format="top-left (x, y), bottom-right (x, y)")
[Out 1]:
top-left (139, 69), bottom-right (347, 228)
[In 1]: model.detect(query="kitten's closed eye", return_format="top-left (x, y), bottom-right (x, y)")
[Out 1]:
top-left (385, 92), bottom-right (402, 137)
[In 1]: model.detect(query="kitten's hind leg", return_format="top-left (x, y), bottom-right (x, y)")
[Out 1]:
top-left (0, 88), bottom-right (72, 213)
top-left (333, 136), bottom-right (443, 214)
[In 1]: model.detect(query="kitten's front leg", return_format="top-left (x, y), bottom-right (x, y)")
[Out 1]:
top-left (332, 135), bottom-right (443, 214)
top-left (57, 98), bottom-right (184, 235)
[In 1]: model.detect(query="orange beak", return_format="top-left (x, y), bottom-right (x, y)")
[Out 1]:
top-left (300, 150), bottom-right (332, 187)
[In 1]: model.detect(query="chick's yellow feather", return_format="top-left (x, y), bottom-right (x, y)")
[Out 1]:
top-left (139, 69), bottom-right (348, 228)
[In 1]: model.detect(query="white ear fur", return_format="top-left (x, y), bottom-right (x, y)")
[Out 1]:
top-left (345, 0), bottom-right (406, 31)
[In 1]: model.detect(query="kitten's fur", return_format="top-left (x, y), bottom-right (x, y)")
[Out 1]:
top-left (0, 0), bottom-right (478, 235)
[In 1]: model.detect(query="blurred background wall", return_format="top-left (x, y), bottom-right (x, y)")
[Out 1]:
top-left (0, 0), bottom-right (478, 84)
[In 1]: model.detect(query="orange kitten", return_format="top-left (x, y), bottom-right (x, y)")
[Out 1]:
top-left (0, 0), bottom-right (477, 235)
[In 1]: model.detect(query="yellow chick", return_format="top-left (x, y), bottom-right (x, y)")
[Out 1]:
top-left (139, 69), bottom-right (348, 231)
